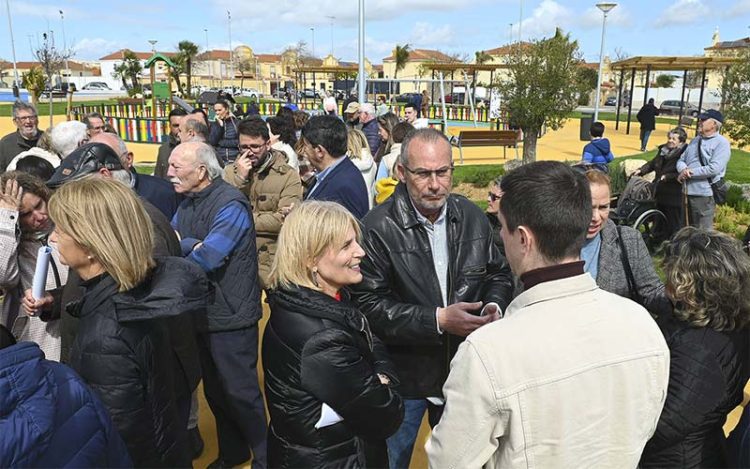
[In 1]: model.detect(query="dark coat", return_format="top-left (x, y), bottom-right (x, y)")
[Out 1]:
top-left (351, 183), bottom-right (514, 398)
top-left (0, 130), bottom-right (39, 173)
top-left (639, 143), bottom-right (687, 207)
top-left (637, 103), bottom-right (660, 131)
top-left (154, 134), bottom-right (178, 179)
top-left (305, 157), bottom-right (369, 219)
top-left (209, 116), bottom-right (240, 163)
top-left (133, 170), bottom-right (179, 220)
top-left (361, 118), bottom-right (381, 156)
top-left (263, 286), bottom-right (403, 469)
top-left (67, 257), bottom-right (209, 467)
top-left (0, 342), bottom-right (132, 467)
top-left (640, 313), bottom-right (749, 468)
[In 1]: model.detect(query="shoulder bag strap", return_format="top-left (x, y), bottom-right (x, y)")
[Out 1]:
top-left (616, 226), bottom-right (642, 305)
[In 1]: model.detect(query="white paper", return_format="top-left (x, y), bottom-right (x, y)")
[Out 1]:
top-left (314, 403), bottom-right (344, 429)
top-left (32, 246), bottom-right (51, 300)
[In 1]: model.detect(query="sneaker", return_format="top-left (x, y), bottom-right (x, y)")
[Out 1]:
top-left (189, 427), bottom-right (204, 460)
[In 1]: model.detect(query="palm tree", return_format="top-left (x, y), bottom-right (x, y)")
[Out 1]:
top-left (393, 44), bottom-right (411, 79)
top-left (177, 40), bottom-right (199, 97)
top-left (121, 50), bottom-right (143, 90)
top-left (475, 50), bottom-right (492, 65)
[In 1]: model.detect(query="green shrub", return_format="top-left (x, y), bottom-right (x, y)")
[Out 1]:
top-left (453, 165), bottom-right (505, 188)
top-left (609, 161), bottom-right (627, 195)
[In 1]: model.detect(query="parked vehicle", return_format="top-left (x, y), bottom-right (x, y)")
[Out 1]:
top-left (604, 96), bottom-right (617, 106)
top-left (395, 92), bottom-right (421, 103)
top-left (238, 88), bottom-right (262, 99)
top-left (659, 100), bottom-right (700, 117)
top-left (299, 88), bottom-right (320, 99)
top-left (81, 82), bottom-right (111, 90)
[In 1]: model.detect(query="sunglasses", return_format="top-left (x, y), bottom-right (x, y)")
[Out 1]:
top-left (488, 192), bottom-right (501, 202)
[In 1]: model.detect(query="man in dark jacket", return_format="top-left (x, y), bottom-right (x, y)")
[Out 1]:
top-left (0, 101), bottom-right (40, 173)
top-left (351, 128), bottom-right (514, 469)
top-left (91, 132), bottom-right (179, 219)
top-left (302, 114), bottom-right (369, 218)
top-left (0, 326), bottom-right (132, 467)
top-left (154, 108), bottom-right (187, 179)
top-left (169, 141), bottom-right (267, 469)
top-left (637, 98), bottom-right (660, 152)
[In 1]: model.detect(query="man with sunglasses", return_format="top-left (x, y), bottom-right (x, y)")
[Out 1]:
top-left (351, 128), bottom-right (514, 469)
top-left (1, 101), bottom-right (41, 174)
top-left (223, 117), bottom-right (302, 289)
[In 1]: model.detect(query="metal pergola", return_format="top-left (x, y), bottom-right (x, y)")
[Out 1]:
top-left (609, 56), bottom-right (740, 134)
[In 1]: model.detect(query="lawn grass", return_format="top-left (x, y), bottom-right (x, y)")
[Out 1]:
top-left (0, 99), bottom-right (121, 117)
top-left (568, 110), bottom-right (681, 126)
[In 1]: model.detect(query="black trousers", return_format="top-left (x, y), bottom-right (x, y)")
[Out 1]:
top-left (199, 326), bottom-right (268, 468)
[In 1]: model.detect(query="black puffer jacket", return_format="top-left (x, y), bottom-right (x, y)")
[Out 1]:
top-left (67, 257), bottom-right (209, 467)
top-left (640, 312), bottom-right (750, 468)
top-left (263, 286), bottom-right (404, 469)
top-left (351, 183), bottom-right (514, 398)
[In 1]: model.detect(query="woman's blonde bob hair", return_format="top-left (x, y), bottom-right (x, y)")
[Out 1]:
top-left (269, 201), bottom-right (361, 291)
top-left (663, 226), bottom-right (750, 331)
top-left (49, 177), bottom-right (155, 292)
top-left (347, 129), bottom-right (369, 161)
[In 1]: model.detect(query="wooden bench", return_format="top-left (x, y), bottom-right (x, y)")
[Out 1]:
top-left (454, 130), bottom-right (520, 163)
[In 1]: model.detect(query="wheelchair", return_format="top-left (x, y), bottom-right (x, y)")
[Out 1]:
top-left (610, 176), bottom-right (668, 254)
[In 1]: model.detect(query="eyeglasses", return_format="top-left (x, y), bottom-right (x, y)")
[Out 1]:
top-left (403, 165), bottom-right (454, 181)
top-left (15, 115), bottom-right (37, 122)
top-left (239, 142), bottom-right (268, 152)
top-left (488, 192), bottom-right (502, 202)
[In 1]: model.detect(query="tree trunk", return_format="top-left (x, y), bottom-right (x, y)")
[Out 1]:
top-left (186, 59), bottom-right (192, 98)
top-left (522, 126), bottom-right (539, 164)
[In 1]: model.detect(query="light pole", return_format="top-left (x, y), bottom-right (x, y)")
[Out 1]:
top-left (227, 10), bottom-right (233, 87)
top-left (310, 27), bottom-right (315, 58)
top-left (325, 16), bottom-right (335, 56)
top-left (148, 39), bottom-right (157, 53)
top-left (204, 28), bottom-right (210, 87)
top-left (59, 10), bottom-right (69, 87)
top-left (5, 0), bottom-right (20, 96)
top-left (593, 2), bottom-right (617, 122)
top-left (358, 0), bottom-right (365, 105)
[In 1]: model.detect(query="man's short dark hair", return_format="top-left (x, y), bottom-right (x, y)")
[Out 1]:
top-left (190, 108), bottom-right (209, 126)
top-left (500, 161), bottom-right (591, 263)
top-left (168, 108), bottom-right (188, 120)
top-left (302, 115), bottom-right (348, 158)
top-left (15, 155), bottom-right (55, 182)
top-left (392, 122), bottom-right (415, 144)
top-left (404, 102), bottom-right (418, 112)
top-left (589, 121), bottom-right (605, 138)
top-left (238, 118), bottom-right (269, 141)
top-left (82, 112), bottom-right (104, 128)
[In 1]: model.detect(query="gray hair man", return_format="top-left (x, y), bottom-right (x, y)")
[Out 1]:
top-left (359, 102), bottom-right (381, 156)
top-left (49, 121), bottom-right (88, 158)
top-left (351, 128), bottom-right (514, 469)
top-left (1, 101), bottom-right (41, 173)
top-left (179, 113), bottom-right (210, 143)
top-left (427, 161), bottom-right (669, 468)
top-left (168, 141), bottom-right (267, 469)
top-left (82, 112), bottom-right (106, 138)
top-left (676, 109), bottom-right (731, 229)
top-left (90, 132), bottom-right (178, 220)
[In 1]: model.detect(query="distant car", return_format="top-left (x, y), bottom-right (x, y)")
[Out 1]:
top-left (604, 96), bottom-right (617, 106)
top-left (395, 92), bottom-right (421, 103)
top-left (299, 88), bottom-right (320, 99)
top-left (82, 82), bottom-right (111, 90)
top-left (659, 100), bottom-right (700, 117)
top-left (238, 88), bottom-right (261, 99)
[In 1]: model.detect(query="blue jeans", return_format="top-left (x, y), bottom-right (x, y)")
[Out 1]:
top-left (386, 399), bottom-right (443, 469)
top-left (640, 129), bottom-right (652, 151)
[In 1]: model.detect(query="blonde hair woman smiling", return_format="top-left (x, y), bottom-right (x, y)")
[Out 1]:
top-left (263, 201), bottom-right (403, 468)
top-left (48, 177), bottom-right (208, 467)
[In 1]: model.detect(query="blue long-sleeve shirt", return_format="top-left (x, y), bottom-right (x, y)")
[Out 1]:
top-left (171, 200), bottom-right (251, 273)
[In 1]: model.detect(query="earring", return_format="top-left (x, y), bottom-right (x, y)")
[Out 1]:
top-left (311, 268), bottom-right (319, 287)
top-left (87, 255), bottom-right (93, 261)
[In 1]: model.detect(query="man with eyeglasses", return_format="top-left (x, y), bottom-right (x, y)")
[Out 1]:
top-left (82, 112), bottom-right (106, 138)
top-left (1, 101), bottom-right (41, 173)
top-left (351, 128), bottom-right (514, 469)
top-left (223, 117), bottom-right (302, 289)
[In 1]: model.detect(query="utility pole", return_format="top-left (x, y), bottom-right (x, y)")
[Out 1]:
top-left (358, 0), bottom-right (365, 105)
top-left (5, 0), bottom-right (20, 96)
top-left (59, 10), bottom-right (68, 87)
top-left (227, 10), bottom-right (233, 87)
top-left (325, 16), bottom-right (335, 56)
top-left (310, 27), bottom-right (315, 58)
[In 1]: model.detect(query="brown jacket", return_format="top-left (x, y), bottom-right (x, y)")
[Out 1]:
top-left (223, 149), bottom-right (302, 288)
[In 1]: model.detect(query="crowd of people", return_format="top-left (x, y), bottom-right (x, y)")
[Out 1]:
top-left (0, 97), bottom-right (748, 469)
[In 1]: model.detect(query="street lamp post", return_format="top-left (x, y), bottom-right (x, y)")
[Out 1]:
top-left (59, 10), bottom-right (69, 87)
top-left (358, 0), bottom-right (365, 105)
top-left (228, 10), bottom-right (233, 88)
top-left (325, 16), bottom-right (335, 56)
top-left (5, 0), bottom-right (20, 96)
top-left (593, 2), bottom-right (617, 122)
top-left (204, 28), bottom-right (210, 87)
top-left (310, 27), bottom-right (315, 58)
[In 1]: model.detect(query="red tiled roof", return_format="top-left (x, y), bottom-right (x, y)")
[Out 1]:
top-left (256, 54), bottom-right (281, 62)
top-left (99, 49), bottom-right (176, 60)
top-left (15, 60), bottom-right (98, 72)
top-left (483, 42), bottom-right (534, 56)
top-left (382, 48), bottom-right (454, 62)
top-left (196, 49), bottom-right (231, 60)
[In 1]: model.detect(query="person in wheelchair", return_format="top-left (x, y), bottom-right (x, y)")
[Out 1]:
top-left (633, 128), bottom-right (688, 239)
top-left (581, 170), bottom-right (669, 315)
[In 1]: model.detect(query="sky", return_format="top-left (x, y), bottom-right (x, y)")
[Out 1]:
top-left (1, 0), bottom-right (749, 66)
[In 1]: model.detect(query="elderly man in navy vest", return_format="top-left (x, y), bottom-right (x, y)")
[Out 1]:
top-left (168, 141), bottom-right (267, 469)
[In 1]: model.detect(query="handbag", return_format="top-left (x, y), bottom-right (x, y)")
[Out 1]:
top-left (697, 138), bottom-right (729, 205)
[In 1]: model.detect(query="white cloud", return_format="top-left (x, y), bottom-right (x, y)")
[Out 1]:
top-left (409, 22), bottom-right (455, 48)
top-left (72, 38), bottom-right (128, 60)
top-left (517, 0), bottom-right (573, 39)
top-left (725, 0), bottom-right (750, 16)
top-left (578, 5), bottom-right (632, 29)
top-left (654, 0), bottom-right (709, 27)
